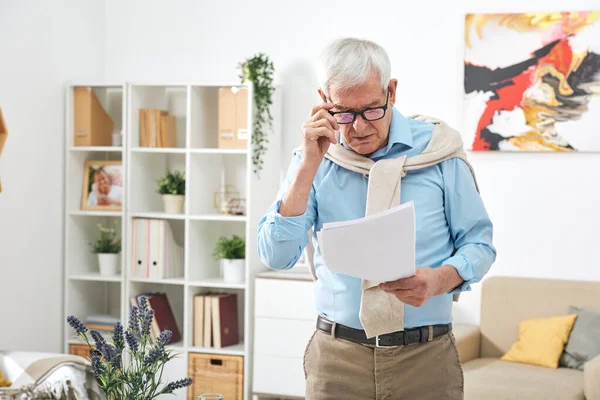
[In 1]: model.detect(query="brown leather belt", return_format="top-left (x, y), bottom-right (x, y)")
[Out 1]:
top-left (316, 316), bottom-right (452, 347)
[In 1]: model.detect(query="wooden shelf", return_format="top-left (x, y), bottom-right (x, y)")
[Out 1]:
top-left (189, 148), bottom-right (248, 155)
top-left (69, 146), bottom-right (123, 152)
top-left (129, 212), bottom-right (185, 220)
top-left (188, 278), bottom-right (246, 290)
top-left (68, 272), bottom-right (122, 282)
top-left (188, 342), bottom-right (245, 356)
top-left (130, 147), bottom-right (186, 154)
top-left (69, 210), bottom-right (123, 217)
top-left (129, 277), bottom-right (186, 285)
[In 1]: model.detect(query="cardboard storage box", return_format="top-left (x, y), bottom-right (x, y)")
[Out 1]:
top-left (218, 87), bottom-right (248, 150)
top-left (73, 87), bottom-right (114, 147)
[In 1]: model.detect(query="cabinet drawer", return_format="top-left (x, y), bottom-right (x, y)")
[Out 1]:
top-left (252, 354), bottom-right (305, 398)
top-left (254, 278), bottom-right (316, 320)
top-left (254, 317), bottom-right (316, 358)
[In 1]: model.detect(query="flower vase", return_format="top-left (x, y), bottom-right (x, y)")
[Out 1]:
top-left (221, 259), bottom-right (245, 283)
top-left (162, 194), bottom-right (185, 214)
top-left (98, 253), bottom-right (120, 276)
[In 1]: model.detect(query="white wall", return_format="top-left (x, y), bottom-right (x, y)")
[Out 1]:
top-left (104, 0), bottom-right (600, 325)
top-left (0, 0), bottom-right (106, 352)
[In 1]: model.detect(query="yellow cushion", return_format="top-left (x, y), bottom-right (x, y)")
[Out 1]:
top-left (501, 314), bottom-right (577, 368)
top-left (0, 371), bottom-right (11, 387)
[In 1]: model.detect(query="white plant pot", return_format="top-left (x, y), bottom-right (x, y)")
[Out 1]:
top-left (162, 194), bottom-right (185, 214)
top-left (98, 253), bottom-right (120, 276)
top-left (221, 259), bottom-right (245, 284)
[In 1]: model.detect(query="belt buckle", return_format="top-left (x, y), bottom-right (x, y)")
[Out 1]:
top-left (375, 335), bottom-right (397, 348)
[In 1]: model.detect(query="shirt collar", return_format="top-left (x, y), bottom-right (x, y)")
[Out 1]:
top-left (340, 107), bottom-right (413, 158)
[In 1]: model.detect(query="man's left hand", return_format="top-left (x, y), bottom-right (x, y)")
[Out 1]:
top-left (379, 265), bottom-right (463, 307)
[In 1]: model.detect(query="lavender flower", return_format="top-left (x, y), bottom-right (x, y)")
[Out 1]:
top-left (157, 330), bottom-right (172, 347)
top-left (67, 315), bottom-right (87, 335)
top-left (144, 346), bottom-right (165, 367)
top-left (125, 331), bottom-right (139, 352)
top-left (90, 329), bottom-right (107, 349)
top-left (164, 378), bottom-right (193, 393)
top-left (141, 308), bottom-right (154, 338)
top-left (128, 306), bottom-right (140, 337)
top-left (113, 321), bottom-right (125, 351)
top-left (90, 355), bottom-right (105, 376)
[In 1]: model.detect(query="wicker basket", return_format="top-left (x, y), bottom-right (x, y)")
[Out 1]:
top-left (69, 344), bottom-right (92, 359)
top-left (187, 353), bottom-right (244, 400)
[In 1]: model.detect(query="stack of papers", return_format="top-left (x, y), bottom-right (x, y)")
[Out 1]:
top-left (317, 201), bottom-right (416, 282)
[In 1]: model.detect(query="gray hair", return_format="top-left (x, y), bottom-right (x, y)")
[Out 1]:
top-left (317, 37), bottom-right (391, 96)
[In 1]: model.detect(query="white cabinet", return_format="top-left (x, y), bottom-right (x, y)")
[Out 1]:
top-left (252, 269), bottom-right (317, 399)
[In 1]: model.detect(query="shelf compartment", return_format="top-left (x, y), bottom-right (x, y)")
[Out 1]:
top-left (188, 152), bottom-right (247, 216)
top-left (66, 150), bottom-right (123, 212)
top-left (67, 86), bottom-right (124, 148)
top-left (66, 214), bottom-right (123, 276)
top-left (65, 280), bottom-right (121, 341)
top-left (129, 152), bottom-right (186, 214)
top-left (187, 287), bottom-right (245, 354)
top-left (188, 219), bottom-right (246, 282)
top-left (129, 85), bottom-right (187, 149)
top-left (128, 281), bottom-right (185, 346)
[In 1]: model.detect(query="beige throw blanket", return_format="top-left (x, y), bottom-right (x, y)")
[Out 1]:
top-left (301, 115), bottom-right (478, 338)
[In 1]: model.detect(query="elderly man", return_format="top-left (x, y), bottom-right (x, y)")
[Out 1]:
top-left (257, 38), bottom-right (496, 399)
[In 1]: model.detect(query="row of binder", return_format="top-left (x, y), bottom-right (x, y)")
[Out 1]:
top-left (131, 218), bottom-right (183, 279)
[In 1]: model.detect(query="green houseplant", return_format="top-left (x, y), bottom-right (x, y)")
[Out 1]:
top-left (67, 295), bottom-right (192, 399)
top-left (157, 170), bottom-right (185, 214)
top-left (89, 221), bottom-right (121, 277)
top-left (212, 234), bottom-right (245, 284)
top-left (239, 53), bottom-right (275, 176)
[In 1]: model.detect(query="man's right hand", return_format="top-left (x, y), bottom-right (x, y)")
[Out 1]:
top-left (301, 103), bottom-right (340, 166)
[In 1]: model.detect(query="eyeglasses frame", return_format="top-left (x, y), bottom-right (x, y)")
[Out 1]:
top-left (327, 89), bottom-right (390, 124)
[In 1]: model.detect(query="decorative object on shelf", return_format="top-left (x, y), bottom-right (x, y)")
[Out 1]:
top-left (81, 160), bottom-right (123, 211)
top-left (112, 129), bottom-right (122, 147)
top-left (218, 86), bottom-right (248, 150)
top-left (89, 221), bottom-right (121, 276)
top-left (157, 170), bottom-right (186, 214)
top-left (66, 295), bottom-right (193, 399)
top-left (464, 11), bottom-right (600, 152)
top-left (213, 169), bottom-right (246, 215)
top-left (213, 235), bottom-right (246, 283)
top-left (239, 52), bottom-right (275, 175)
top-left (0, 107), bottom-right (7, 194)
top-left (139, 108), bottom-right (177, 148)
top-left (73, 87), bottom-right (114, 147)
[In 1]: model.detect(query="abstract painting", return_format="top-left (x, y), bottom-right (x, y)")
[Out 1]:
top-left (463, 11), bottom-right (600, 151)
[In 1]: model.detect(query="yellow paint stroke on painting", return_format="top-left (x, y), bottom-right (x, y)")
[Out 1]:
top-left (508, 131), bottom-right (573, 151)
top-left (465, 11), bottom-right (600, 47)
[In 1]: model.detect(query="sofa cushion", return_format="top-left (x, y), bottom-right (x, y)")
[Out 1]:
top-left (463, 358), bottom-right (584, 400)
top-left (500, 314), bottom-right (577, 368)
top-left (560, 305), bottom-right (600, 370)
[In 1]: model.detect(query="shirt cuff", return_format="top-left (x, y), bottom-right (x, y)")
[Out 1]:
top-left (264, 200), bottom-right (309, 242)
top-left (443, 255), bottom-right (476, 294)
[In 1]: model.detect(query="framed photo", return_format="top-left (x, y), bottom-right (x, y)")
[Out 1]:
top-left (81, 160), bottom-right (124, 211)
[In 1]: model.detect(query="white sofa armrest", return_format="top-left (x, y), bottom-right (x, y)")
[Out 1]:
top-left (584, 353), bottom-right (600, 400)
top-left (452, 323), bottom-right (481, 363)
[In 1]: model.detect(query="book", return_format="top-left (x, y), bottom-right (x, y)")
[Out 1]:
top-left (193, 295), bottom-right (205, 347)
top-left (211, 294), bottom-right (239, 348)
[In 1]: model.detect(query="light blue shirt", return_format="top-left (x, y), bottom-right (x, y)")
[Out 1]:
top-left (257, 108), bottom-right (496, 329)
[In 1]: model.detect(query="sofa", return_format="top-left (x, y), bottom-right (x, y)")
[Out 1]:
top-left (454, 276), bottom-right (600, 400)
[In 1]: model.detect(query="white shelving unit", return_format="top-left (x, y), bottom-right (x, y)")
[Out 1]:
top-left (63, 81), bottom-right (282, 400)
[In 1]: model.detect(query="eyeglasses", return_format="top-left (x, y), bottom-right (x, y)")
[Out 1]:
top-left (328, 90), bottom-right (389, 124)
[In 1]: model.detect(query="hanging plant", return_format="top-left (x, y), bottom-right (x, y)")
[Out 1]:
top-left (239, 53), bottom-right (275, 176)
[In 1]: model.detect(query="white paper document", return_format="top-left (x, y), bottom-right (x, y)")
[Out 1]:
top-left (317, 201), bottom-right (416, 282)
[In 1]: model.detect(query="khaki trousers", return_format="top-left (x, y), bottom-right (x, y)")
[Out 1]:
top-left (303, 329), bottom-right (464, 400)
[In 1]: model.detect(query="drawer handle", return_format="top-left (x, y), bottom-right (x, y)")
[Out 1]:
top-left (210, 359), bottom-right (223, 366)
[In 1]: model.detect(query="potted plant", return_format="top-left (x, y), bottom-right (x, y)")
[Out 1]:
top-left (67, 295), bottom-right (192, 399)
top-left (157, 170), bottom-right (185, 214)
top-left (90, 221), bottom-right (121, 276)
top-left (212, 234), bottom-right (245, 283)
